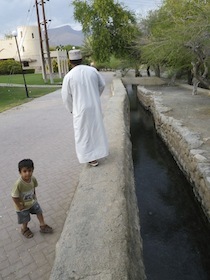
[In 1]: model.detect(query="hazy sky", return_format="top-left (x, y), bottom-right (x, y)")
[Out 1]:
top-left (0, 0), bottom-right (163, 38)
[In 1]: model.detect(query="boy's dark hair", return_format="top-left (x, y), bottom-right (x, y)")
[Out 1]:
top-left (18, 159), bottom-right (34, 172)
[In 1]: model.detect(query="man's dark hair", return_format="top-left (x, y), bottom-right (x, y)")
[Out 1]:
top-left (70, 59), bottom-right (82, 66)
top-left (18, 159), bottom-right (34, 172)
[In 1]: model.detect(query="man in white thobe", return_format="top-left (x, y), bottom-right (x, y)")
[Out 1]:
top-left (61, 49), bottom-right (109, 166)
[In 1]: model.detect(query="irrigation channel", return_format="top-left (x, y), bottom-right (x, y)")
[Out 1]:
top-left (127, 85), bottom-right (210, 280)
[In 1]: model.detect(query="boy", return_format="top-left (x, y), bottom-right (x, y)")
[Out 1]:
top-left (11, 159), bottom-right (53, 238)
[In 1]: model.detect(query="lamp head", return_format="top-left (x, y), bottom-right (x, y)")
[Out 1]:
top-left (12, 30), bottom-right (17, 37)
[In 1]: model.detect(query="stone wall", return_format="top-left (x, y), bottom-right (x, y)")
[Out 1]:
top-left (137, 86), bottom-right (210, 221)
top-left (50, 79), bottom-right (146, 280)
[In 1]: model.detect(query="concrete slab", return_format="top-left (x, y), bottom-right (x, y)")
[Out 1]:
top-left (50, 79), bottom-right (146, 280)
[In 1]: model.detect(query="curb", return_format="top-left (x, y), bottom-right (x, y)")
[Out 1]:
top-left (50, 79), bottom-right (146, 280)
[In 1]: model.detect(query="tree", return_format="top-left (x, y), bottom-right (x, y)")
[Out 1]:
top-left (80, 36), bottom-right (94, 59)
top-left (139, 0), bottom-right (210, 92)
top-left (56, 45), bottom-right (64, 50)
top-left (139, 6), bottom-right (193, 77)
top-left (72, 0), bottom-right (139, 62)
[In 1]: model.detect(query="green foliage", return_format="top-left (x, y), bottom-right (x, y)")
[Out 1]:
top-left (0, 60), bottom-right (22, 75)
top-left (63, 45), bottom-right (81, 51)
top-left (50, 45), bottom-right (80, 52)
top-left (94, 55), bottom-right (122, 69)
top-left (52, 59), bottom-right (58, 72)
top-left (80, 37), bottom-right (93, 58)
top-left (138, 0), bottom-right (210, 83)
top-left (72, 0), bottom-right (139, 62)
top-left (23, 69), bottom-right (35, 74)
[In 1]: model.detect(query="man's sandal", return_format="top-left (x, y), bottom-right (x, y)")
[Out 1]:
top-left (40, 224), bottom-right (53, 233)
top-left (21, 227), bottom-right (34, 238)
top-left (89, 160), bottom-right (99, 167)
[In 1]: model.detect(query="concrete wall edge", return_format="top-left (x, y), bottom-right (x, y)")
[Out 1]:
top-left (50, 78), bottom-right (146, 280)
top-left (137, 86), bottom-right (210, 222)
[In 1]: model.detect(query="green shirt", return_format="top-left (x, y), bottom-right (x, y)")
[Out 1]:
top-left (11, 176), bottom-right (38, 211)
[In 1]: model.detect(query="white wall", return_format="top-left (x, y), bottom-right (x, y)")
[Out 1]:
top-left (16, 26), bottom-right (42, 71)
top-left (0, 25), bottom-right (69, 75)
top-left (0, 37), bottom-right (16, 60)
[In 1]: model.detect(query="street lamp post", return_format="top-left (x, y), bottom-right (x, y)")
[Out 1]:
top-left (12, 31), bottom-right (29, 98)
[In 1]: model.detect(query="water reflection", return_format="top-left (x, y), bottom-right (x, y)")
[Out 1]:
top-left (129, 89), bottom-right (210, 280)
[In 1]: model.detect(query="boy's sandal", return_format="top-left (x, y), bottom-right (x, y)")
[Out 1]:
top-left (40, 224), bottom-right (53, 233)
top-left (21, 227), bottom-right (34, 238)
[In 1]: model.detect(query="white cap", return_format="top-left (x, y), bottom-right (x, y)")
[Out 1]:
top-left (69, 49), bottom-right (82, 60)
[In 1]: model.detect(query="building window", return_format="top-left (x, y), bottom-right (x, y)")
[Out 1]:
top-left (22, 46), bottom-right (25, 52)
top-left (20, 31), bottom-right (23, 38)
top-left (23, 61), bottom-right (29, 67)
top-left (32, 33), bottom-right (34, 38)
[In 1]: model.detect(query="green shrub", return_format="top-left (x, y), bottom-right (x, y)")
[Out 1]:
top-left (95, 56), bottom-right (122, 70)
top-left (0, 60), bottom-right (22, 75)
top-left (23, 69), bottom-right (35, 74)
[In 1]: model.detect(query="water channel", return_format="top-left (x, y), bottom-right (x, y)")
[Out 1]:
top-left (127, 85), bottom-right (210, 280)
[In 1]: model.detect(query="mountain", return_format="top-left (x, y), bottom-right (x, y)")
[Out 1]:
top-left (48, 25), bottom-right (84, 47)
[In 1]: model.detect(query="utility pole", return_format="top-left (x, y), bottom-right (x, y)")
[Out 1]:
top-left (35, 0), bottom-right (47, 83)
top-left (41, 0), bottom-right (54, 84)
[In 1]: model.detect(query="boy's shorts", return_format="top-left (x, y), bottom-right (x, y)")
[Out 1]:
top-left (16, 201), bottom-right (43, 224)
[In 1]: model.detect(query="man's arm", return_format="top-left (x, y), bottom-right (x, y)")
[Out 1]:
top-left (61, 75), bottom-right (73, 113)
top-left (97, 73), bottom-right (105, 95)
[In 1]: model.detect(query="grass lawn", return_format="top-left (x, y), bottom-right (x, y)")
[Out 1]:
top-left (0, 73), bottom-right (63, 85)
top-left (0, 86), bottom-right (59, 113)
top-left (0, 73), bottom-right (62, 112)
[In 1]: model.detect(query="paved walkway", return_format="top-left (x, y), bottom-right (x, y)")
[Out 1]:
top-left (0, 72), bottom-right (113, 280)
top-left (1, 71), bottom-right (209, 279)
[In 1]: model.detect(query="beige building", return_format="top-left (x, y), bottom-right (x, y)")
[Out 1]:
top-left (0, 37), bottom-right (16, 61)
top-left (0, 25), bottom-right (69, 77)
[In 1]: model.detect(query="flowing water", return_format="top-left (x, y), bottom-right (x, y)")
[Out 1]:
top-left (128, 85), bottom-right (210, 280)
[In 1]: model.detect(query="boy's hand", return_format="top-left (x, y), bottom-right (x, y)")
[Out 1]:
top-left (18, 205), bottom-right (25, 211)
top-left (12, 197), bottom-right (25, 211)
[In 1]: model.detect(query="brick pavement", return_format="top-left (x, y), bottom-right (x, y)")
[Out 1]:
top-left (0, 72), bottom-right (113, 280)
top-left (0, 88), bottom-right (81, 280)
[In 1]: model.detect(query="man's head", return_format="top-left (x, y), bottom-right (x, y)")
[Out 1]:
top-left (69, 49), bottom-right (82, 66)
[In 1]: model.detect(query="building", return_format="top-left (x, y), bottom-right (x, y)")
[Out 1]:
top-left (0, 25), bottom-right (69, 77)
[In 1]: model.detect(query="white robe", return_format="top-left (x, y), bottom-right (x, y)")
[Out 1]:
top-left (61, 65), bottom-right (109, 163)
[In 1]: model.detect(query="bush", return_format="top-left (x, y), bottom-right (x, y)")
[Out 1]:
top-left (23, 69), bottom-right (35, 74)
top-left (0, 60), bottom-right (22, 75)
top-left (95, 56), bottom-right (122, 70)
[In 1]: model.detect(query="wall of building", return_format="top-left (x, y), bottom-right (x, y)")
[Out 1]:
top-left (16, 25), bottom-right (42, 69)
top-left (0, 26), bottom-right (41, 71)
top-left (0, 37), bottom-right (16, 60)
top-left (0, 26), bottom-right (69, 75)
